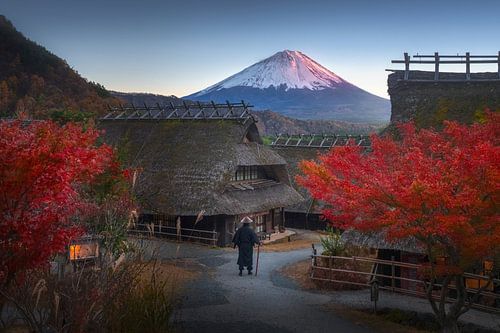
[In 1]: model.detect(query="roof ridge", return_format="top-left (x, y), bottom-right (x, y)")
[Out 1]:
top-left (101, 101), bottom-right (255, 123)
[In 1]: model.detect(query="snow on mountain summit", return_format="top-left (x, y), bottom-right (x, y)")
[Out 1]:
top-left (185, 50), bottom-right (390, 123)
top-left (194, 50), bottom-right (346, 95)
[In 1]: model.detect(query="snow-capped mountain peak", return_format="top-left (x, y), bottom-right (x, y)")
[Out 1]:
top-left (184, 50), bottom-right (390, 123)
top-left (194, 50), bottom-right (346, 95)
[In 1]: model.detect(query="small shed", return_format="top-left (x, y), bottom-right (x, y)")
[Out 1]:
top-left (341, 229), bottom-right (425, 290)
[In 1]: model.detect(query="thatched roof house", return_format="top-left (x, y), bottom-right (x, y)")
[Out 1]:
top-left (271, 134), bottom-right (370, 229)
top-left (99, 102), bottom-right (303, 246)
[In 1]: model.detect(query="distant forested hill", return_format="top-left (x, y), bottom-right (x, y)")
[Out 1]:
top-left (113, 91), bottom-right (383, 135)
top-left (0, 15), bottom-right (120, 119)
top-left (110, 91), bottom-right (184, 106)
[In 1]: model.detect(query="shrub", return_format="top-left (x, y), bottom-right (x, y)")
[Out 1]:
top-left (320, 226), bottom-right (344, 256)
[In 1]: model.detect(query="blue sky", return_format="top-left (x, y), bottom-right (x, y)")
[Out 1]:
top-left (1, 0), bottom-right (499, 98)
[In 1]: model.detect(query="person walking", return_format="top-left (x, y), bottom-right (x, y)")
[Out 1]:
top-left (232, 217), bottom-right (261, 276)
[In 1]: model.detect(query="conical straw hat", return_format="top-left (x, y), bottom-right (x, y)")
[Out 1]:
top-left (240, 216), bottom-right (254, 224)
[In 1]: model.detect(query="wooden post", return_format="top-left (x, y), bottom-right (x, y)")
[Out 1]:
top-left (404, 52), bottom-right (410, 80)
top-left (312, 244), bottom-right (317, 266)
top-left (466, 52), bottom-right (471, 80)
top-left (498, 51), bottom-right (500, 79)
top-left (391, 255), bottom-right (396, 291)
top-left (434, 52), bottom-right (440, 81)
top-left (311, 244), bottom-right (317, 279)
top-left (329, 255), bottom-right (333, 282)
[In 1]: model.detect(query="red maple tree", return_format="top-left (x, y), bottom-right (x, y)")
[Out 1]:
top-left (298, 114), bottom-right (499, 332)
top-left (0, 120), bottom-right (114, 285)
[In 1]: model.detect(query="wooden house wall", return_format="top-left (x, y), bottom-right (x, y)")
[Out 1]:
top-left (284, 212), bottom-right (327, 230)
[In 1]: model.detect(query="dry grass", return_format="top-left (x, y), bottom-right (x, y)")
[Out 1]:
top-left (279, 260), bottom-right (431, 332)
top-left (279, 259), bottom-right (319, 290)
top-left (137, 260), bottom-right (201, 289)
top-left (261, 230), bottom-right (322, 252)
top-left (324, 304), bottom-right (432, 333)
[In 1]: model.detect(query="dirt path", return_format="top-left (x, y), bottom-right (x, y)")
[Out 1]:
top-left (135, 235), bottom-right (500, 332)
top-left (137, 235), bottom-right (375, 333)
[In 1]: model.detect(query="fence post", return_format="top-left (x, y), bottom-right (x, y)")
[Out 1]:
top-left (329, 255), bottom-right (333, 282)
top-left (498, 51), bottom-right (500, 80)
top-left (466, 52), bottom-right (470, 80)
top-left (434, 52), bottom-right (440, 81)
top-left (404, 52), bottom-right (410, 80)
top-left (391, 255), bottom-right (396, 291)
top-left (311, 244), bottom-right (317, 278)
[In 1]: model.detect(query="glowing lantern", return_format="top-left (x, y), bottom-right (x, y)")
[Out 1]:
top-left (68, 238), bottom-right (99, 261)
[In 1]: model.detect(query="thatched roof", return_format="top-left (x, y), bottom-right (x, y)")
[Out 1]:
top-left (341, 229), bottom-right (424, 254)
top-left (272, 136), bottom-right (372, 214)
top-left (100, 115), bottom-right (303, 216)
top-left (271, 146), bottom-right (328, 213)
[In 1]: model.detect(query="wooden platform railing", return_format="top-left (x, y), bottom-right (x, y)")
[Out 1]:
top-left (390, 51), bottom-right (500, 81)
top-left (129, 222), bottom-right (218, 246)
top-left (310, 251), bottom-right (500, 313)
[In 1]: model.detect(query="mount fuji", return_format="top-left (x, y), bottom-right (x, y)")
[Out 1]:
top-left (184, 50), bottom-right (390, 123)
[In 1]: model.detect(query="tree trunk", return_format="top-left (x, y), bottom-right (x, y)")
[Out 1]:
top-left (441, 318), bottom-right (460, 333)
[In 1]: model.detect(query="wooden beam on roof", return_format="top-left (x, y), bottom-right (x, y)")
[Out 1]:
top-left (331, 136), bottom-right (339, 147)
top-left (193, 108), bottom-right (205, 118)
top-left (319, 135), bottom-right (327, 147)
top-left (434, 52), bottom-right (440, 81)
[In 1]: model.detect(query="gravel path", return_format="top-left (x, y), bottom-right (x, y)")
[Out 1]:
top-left (137, 238), bottom-right (373, 333)
top-left (136, 237), bottom-right (500, 332)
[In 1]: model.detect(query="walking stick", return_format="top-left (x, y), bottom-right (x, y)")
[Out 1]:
top-left (255, 242), bottom-right (261, 276)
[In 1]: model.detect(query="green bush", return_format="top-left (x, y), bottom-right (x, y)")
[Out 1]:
top-left (320, 226), bottom-right (344, 256)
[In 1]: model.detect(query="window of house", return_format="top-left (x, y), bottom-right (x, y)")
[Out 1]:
top-left (231, 166), bottom-right (267, 181)
top-left (254, 215), bottom-right (265, 233)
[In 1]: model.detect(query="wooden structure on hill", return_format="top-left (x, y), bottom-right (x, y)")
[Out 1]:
top-left (390, 52), bottom-right (500, 81)
top-left (387, 52), bottom-right (500, 127)
top-left (99, 102), bottom-right (303, 246)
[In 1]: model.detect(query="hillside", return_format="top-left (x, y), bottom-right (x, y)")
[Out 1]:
top-left (252, 110), bottom-right (383, 136)
top-left (0, 15), bottom-right (119, 118)
top-left (110, 91), bottom-right (184, 106)
top-left (113, 91), bottom-right (383, 135)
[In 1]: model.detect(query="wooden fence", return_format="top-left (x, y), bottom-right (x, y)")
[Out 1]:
top-left (310, 250), bottom-right (500, 313)
top-left (391, 52), bottom-right (500, 81)
top-left (129, 222), bottom-right (218, 246)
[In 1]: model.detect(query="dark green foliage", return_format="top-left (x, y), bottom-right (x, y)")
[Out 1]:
top-left (90, 81), bottom-right (111, 98)
top-left (261, 135), bottom-right (275, 145)
top-left (49, 109), bottom-right (95, 124)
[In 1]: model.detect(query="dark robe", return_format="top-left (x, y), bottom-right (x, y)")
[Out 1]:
top-left (232, 224), bottom-right (259, 269)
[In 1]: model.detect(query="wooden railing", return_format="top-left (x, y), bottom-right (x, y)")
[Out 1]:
top-left (129, 222), bottom-right (218, 246)
top-left (390, 52), bottom-right (500, 81)
top-left (310, 250), bottom-right (500, 313)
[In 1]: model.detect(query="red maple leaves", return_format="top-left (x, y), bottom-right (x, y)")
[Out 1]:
top-left (298, 113), bottom-right (499, 270)
top-left (0, 120), bottom-right (114, 283)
